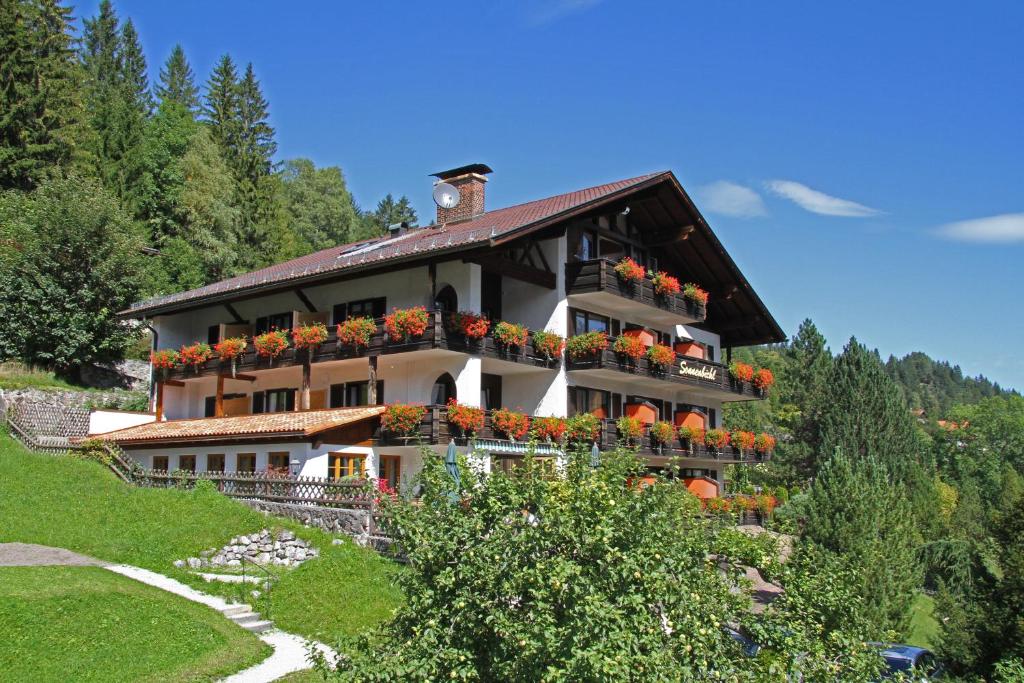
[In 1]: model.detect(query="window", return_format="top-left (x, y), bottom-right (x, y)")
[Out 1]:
top-left (494, 456), bottom-right (557, 477)
top-left (706, 345), bottom-right (716, 362)
top-left (379, 455), bottom-right (401, 490)
top-left (330, 381), bottom-right (384, 407)
top-left (574, 387), bottom-right (611, 419)
top-left (328, 453), bottom-right (365, 480)
top-left (481, 374), bottom-right (502, 411)
top-left (598, 237), bottom-right (625, 259)
top-left (268, 452), bottom-right (289, 474)
top-left (178, 455), bottom-right (196, 472)
top-left (254, 312), bottom-right (292, 335)
top-left (431, 373), bottom-right (456, 405)
top-left (575, 230), bottom-right (597, 260)
top-left (237, 453), bottom-right (256, 473)
top-left (253, 388), bottom-right (295, 414)
top-left (571, 309), bottom-right (610, 335)
top-left (345, 297), bottom-right (386, 320)
top-left (205, 394), bottom-right (246, 417)
top-left (207, 325), bottom-right (220, 345)
top-left (434, 285), bottom-right (457, 314)
top-left (207, 454), bottom-right (225, 473)
top-left (153, 455), bottom-right (169, 471)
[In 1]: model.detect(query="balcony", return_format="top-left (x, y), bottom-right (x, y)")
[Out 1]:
top-left (595, 419), bottom-right (769, 465)
top-left (164, 311), bottom-right (559, 381)
top-left (565, 339), bottom-right (762, 402)
top-left (565, 258), bottom-right (706, 327)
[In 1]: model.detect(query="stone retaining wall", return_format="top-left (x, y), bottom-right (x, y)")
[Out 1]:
top-left (242, 499), bottom-right (375, 540)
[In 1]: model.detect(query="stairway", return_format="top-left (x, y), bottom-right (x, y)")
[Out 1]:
top-left (221, 604), bottom-right (274, 633)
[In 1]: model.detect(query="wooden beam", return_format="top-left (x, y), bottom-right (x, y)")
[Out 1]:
top-left (221, 372), bottom-right (257, 382)
top-left (163, 379), bottom-right (185, 387)
top-left (428, 262), bottom-right (437, 303)
top-left (215, 375), bottom-right (225, 417)
top-left (470, 256), bottom-right (556, 289)
top-left (224, 303), bottom-right (246, 324)
top-left (643, 224), bottom-right (695, 247)
top-left (294, 288), bottom-right (317, 313)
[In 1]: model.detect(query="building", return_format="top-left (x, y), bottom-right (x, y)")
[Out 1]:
top-left (94, 164), bottom-right (784, 497)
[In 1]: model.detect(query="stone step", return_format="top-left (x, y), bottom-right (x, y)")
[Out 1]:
top-left (220, 605), bottom-right (250, 617)
top-left (240, 619), bottom-right (274, 633)
top-left (230, 612), bottom-right (263, 625)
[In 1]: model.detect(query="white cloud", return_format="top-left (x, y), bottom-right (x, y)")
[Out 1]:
top-left (935, 213), bottom-right (1024, 243)
top-left (527, 0), bottom-right (602, 25)
top-left (697, 181), bottom-right (767, 218)
top-left (765, 179), bottom-right (881, 217)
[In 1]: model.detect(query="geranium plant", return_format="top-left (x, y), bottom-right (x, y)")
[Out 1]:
top-left (450, 311), bottom-right (490, 340)
top-left (150, 349), bottom-right (179, 378)
top-left (704, 428), bottom-right (731, 450)
top-left (678, 424), bottom-right (706, 445)
top-left (493, 321), bottom-right (529, 349)
top-left (650, 420), bottom-right (675, 446)
top-left (682, 282), bottom-right (709, 306)
top-left (292, 322), bottom-right (329, 351)
top-left (214, 336), bottom-right (248, 377)
top-left (616, 415), bottom-right (644, 444)
top-left (646, 343), bottom-right (675, 368)
top-left (612, 334), bottom-right (646, 361)
top-left (446, 398), bottom-right (485, 435)
top-left (566, 413), bottom-right (601, 444)
top-left (731, 430), bottom-right (756, 450)
top-left (566, 331), bottom-right (608, 360)
top-left (336, 316), bottom-right (377, 350)
top-left (532, 416), bottom-right (566, 443)
top-left (254, 330), bottom-right (289, 361)
top-left (532, 330), bottom-right (565, 362)
top-left (754, 433), bottom-right (776, 454)
top-left (704, 497), bottom-right (732, 514)
top-left (384, 306), bottom-right (429, 342)
top-left (381, 403), bottom-right (426, 436)
top-left (179, 342), bottom-right (212, 372)
top-left (613, 256), bottom-right (645, 284)
top-left (753, 367), bottom-right (775, 392)
top-left (650, 271), bottom-right (681, 297)
top-left (492, 408), bottom-right (529, 440)
top-left (728, 361), bottom-right (754, 382)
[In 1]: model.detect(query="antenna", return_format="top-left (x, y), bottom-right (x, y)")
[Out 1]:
top-left (432, 182), bottom-right (460, 210)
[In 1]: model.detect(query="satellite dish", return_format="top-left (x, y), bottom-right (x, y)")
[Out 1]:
top-left (433, 182), bottom-right (460, 209)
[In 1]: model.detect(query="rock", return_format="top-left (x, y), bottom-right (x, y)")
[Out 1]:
top-left (331, 538), bottom-right (344, 545)
top-left (173, 559), bottom-right (186, 568)
top-left (294, 548), bottom-right (307, 561)
top-left (199, 549), bottom-right (213, 558)
top-left (187, 557), bottom-right (202, 569)
top-left (279, 530), bottom-right (295, 541)
top-left (257, 552), bottom-right (271, 564)
top-left (238, 535), bottom-right (250, 545)
top-left (226, 559), bottom-right (241, 567)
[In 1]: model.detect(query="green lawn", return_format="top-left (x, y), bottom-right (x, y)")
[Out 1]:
top-left (907, 593), bottom-right (940, 650)
top-left (0, 566), bottom-right (269, 682)
top-left (0, 362), bottom-right (83, 390)
top-left (0, 434), bottom-right (403, 646)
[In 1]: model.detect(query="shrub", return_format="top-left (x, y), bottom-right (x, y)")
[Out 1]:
top-left (612, 334), bottom-right (646, 361)
top-left (682, 282), bottom-right (709, 306)
top-left (336, 316), bottom-right (376, 348)
top-left (253, 330), bottom-right (289, 358)
top-left (650, 271), bottom-right (681, 296)
top-left (450, 311), bottom-right (490, 340)
top-left (613, 256), bottom-right (645, 283)
top-left (566, 413), bottom-right (601, 444)
top-left (150, 349), bottom-right (178, 372)
top-left (531, 330), bottom-right (565, 361)
top-left (492, 321), bottom-right (529, 348)
top-left (446, 399), bottom-right (485, 434)
top-left (728, 361), bottom-right (754, 382)
top-left (704, 497), bottom-right (732, 514)
top-left (617, 415), bottom-right (643, 443)
top-left (650, 420), bottom-right (675, 445)
top-left (292, 322), bottom-right (329, 350)
top-left (384, 306), bottom-right (429, 342)
top-left (178, 342), bottom-right (212, 370)
top-left (531, 416), bottom-right (566, 442)
top-left (381, 404), bottom-right (426, 436)
top-left (566, 331), bottom-right (608, 360)
top-left (753, 367), bottom-right (775, 391)
top-left (492, 408), bottom-right (529, 440)
top-left (731, 430), bottom-right (756, 450)
top-left (678, 425), bottom-right (706, 444)
top-left (754, 433), bottom-right (777, 453)
top-left (646, 343), bottom-right (675, 368)
top-left (704, 428), bottom-right (731, 449)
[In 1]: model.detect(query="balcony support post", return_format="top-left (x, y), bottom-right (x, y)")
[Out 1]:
top-left (368, 356), bottom-right (378, 404)
top-left (215, 375), bottom-right (225, 417)
top-left (299, 351), bottom-right (311, 411)
top-left (155, 381), bottom-right (164, 421)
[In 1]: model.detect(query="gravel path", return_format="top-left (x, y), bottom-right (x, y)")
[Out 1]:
top-left (0, 542), bottom-right (106, 566)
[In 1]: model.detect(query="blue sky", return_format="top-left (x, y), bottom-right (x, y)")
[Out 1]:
top-left (77, 1), bottom-right (1024, 391)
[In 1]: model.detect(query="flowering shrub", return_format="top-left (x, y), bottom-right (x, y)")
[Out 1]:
top-left (179, 342), bottom-right (212, 370)
top-left (532, 416), bottom-right (566, 442)
top-left (493, 321), bottom-right (529, 348)
top-left (650, 421), bottom-right (675, 445)
top-left (612, 334), bottom-right (646, 361)
top-left (532, 330), bottom-right (565, 361)
top-left (678, 424), bottom-right (706, 444)
top-left (446, 399), bottom-right (485, 434)
top-left (753, 367), bottom-right (775, 391)
top-left (214, 336), bottom-right (247, 361)
top-left (728, 361), bottom-right (754, 382)
top-left (754, 433), bottom-right (777, 453)
top-left (150, 349), bottom-right (179, 372)
top-left (384, 306), bottom-right (429, 342)
top-left (650, 271), bottom-right (681, 297)
top-left (617, 415), bottom-right (644, 443)
top-left (254, 330), bottom-right (289, 359)
top-left (566, 413), bottom-right (601, 443)
top-left (682, 282), bottom-right (709, 306)
top-left (646, 343), bottom-right (675, 368)
top-left (755, 494), bottom-right (777, 516)
top-left (336, 316), bottom-right (377, 348)
top-left (376, 478), bottom-right (398, 499)
top-left (704, 428), bottom-right (731, 449)
top-left (381, 403), bottom-right (426, 436)
top-left (492, 408), bottom-right (529, 440)
top-left (566, 331), bottom-right (608, 360)
top-left (704, 497), bottom-right (732, 514)
top-left (450, 311), bottom-right (490, 340)
top-left (292, 322), bottom-right (329, 350)
top-left (733, 495), bottom-right (758, 512)
top-left (613, 256), bottom-right (645, 283)
top-left (731, 430), bottom-right (756, 450)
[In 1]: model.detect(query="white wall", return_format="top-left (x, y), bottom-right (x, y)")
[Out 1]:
top-left (88, 410), bottom-right (155, 435)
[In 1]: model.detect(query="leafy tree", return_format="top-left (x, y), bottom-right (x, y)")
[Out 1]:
top-left (0, 176), bottom-right (144, 377)
top-left (155, 44), bottom-right (199, 114)
top-left (363, 193), bottom-right (417, 236)
top-left (776, 319), bottom-right (832, 481)
top-left (0, 0), bottom-right (84, 191)
top-left (278, 158), bottom-right (360, 252)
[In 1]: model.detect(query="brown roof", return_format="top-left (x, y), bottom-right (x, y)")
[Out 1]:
top-left (90, 406), bottom-right (385, 446)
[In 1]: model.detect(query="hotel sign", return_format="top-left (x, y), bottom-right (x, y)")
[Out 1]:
top-left (678, 360), bottom-right (718, 382)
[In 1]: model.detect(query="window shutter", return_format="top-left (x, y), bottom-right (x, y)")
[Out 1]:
top-left (611, 393), bottom-right (622, 419)
top-left (252, 392), bottom-right (265, 414)
top-left (332, 303), bottom-right (347, 325)
top-left (204, 396), bottom-right (216, 417)
top-left (372, 298), bottom-right (387, 318)
top-left (286, 389), bottom-right (297, 411)
top-left (330, 384), bottom-right (345, 408)
top-left (376, 380), bottom-right (384, 405)
top-left (207, 325), bottom-right (220, 345)
top-left (709, 408), bottom-right (717, 428)
top-left (567, 387), bottom-right (578, 415)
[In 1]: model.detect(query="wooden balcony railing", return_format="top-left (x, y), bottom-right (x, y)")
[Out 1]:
top-left (595, 419), bottom-right (770, 464)
top-left (565, 258), bottom-right (706, 323)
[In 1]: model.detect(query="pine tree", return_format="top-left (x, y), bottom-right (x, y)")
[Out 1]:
top-left (155, 44), bottom-right (199, 114)
top-left (364, 193), bottom-right (419, 236)
top-left (202, 54), bottom-right (241, 162)
top-left (0, 0), bottom-right (84, 190)
top-left (777, 319), bottom-right (833, 480)
top-left (236, 62), bottom-right (276, 181)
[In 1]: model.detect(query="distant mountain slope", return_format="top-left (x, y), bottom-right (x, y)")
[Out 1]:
top-left (885, 351), bottom-right (1018, 417)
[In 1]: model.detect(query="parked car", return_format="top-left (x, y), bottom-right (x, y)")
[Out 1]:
top-left (874, 644), bottom-right (944, 679)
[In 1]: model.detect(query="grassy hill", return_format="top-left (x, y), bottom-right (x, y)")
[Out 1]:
top-left (0, 434), bottom-right (403, 645)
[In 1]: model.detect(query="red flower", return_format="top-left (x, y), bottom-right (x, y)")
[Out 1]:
top-left (617, 415), bottom-right (644, 443)
top-left (682, 282), bottom-right (709, 306)
top-left (179, 342), bottom-right (213, 368)
top-left (450, 311), bottom-right (490, 340)
top-left (532, 330), bottom-right (565, 361)
top-left (728, 362), bottom-right (755, 382)
top-left (651, 271), bottom-right (681, 297)
top-left (150, 349), bottom-right (179, 371)
top-left (646, 343), bottom-right (675, 368)
top-left (492, 408), bottom-right (530, 440)
top-left (493, 321), bottom-right (529, 348)
top-left (292, 323), bottom-right (329, 350)
top-left (753, 368), bottom-right (775, 391)
top-left (678, 425), bottom-right (706, 444)
top-left (704, 428), bottom-right (731, 449)
top-left (650, 421), bottom-right (675, 445)
top-left (214, 336), bottom-right (247, 361)
top-left (532, 416), bottom-right (567, 442)
top-left (336, 317), bottom-right (377, 348)
top-left (446, 399), bottom-right (485, 434)
top-left (754, 433), bottom-right (776, 453)
top-left (566, 331), bottom-right (609, 360)
top-left (731, 430), bottom-right (756, 450)
top-left (254, 330), bottom-right (289, 358)
top-left (384, 307), bottom-right (429, 342)
top-left (381, 404), bottom-right (426, 436)
top-left (613, 334), bottom-right (647, 361)
top-left (613, 256), bottom-right (645, 283)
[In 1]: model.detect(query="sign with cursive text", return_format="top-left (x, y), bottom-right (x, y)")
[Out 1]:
top-left (678, 361), bottom-right (718, 381)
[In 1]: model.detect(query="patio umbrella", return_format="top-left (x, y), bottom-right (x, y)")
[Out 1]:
top-left (590, 442), bottom-right (600, 469)
top-left (445, 439), bottom-right (461, 496)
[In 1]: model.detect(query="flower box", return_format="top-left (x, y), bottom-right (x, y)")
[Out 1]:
top-left (624, 400), bottom-right (657, 425)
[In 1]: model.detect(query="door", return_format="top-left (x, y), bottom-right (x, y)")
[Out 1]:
top-left (378, 455), bottom-right (401, 491)
top-left (482, 270), bottom-right (502, 321)
top-left (481, 374), bottom-right (503, 411)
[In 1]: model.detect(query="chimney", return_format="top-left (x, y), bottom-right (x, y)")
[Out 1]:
top-left (431, 163), bottom-right (493, 224)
